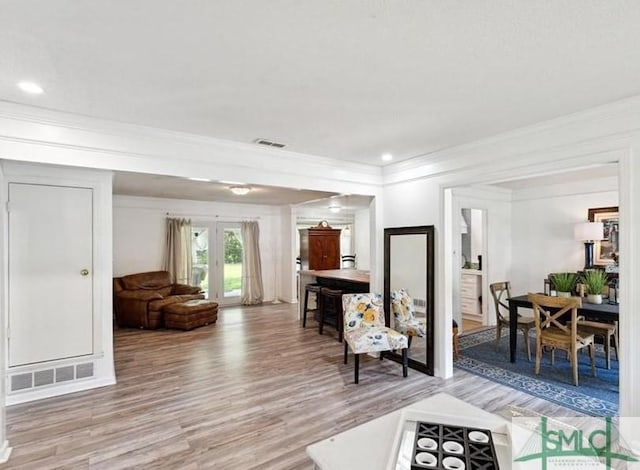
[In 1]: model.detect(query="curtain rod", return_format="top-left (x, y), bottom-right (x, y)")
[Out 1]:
top-left (165, 212), bottom-right (261, 221)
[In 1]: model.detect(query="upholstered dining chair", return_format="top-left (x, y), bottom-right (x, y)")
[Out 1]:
top-left (528, 293), bottom-right (596, 386)
top-left (342, 293), bottom-right (408, 384)
top-left (490, 281), bottom-right (535, 361)
top-left (390, 288), bottom-right (426, 348)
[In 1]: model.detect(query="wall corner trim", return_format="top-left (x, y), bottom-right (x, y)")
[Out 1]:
top-left (0, 440), bottom-right (12, 463)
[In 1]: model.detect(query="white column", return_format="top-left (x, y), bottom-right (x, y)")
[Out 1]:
top-left (618, 144), bottom-right (640, 453)
top-left (0, 165), bottom-right (12, 462)
top-left (369, 190), bottom-right (384, 293)
top-left (619, 145), bottom-right (640, 421)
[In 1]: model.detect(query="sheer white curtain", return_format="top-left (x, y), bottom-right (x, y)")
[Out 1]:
top-left (241, 221), bottom-right (264, 305)
top-left (163, 218), bottom-right (193, 285)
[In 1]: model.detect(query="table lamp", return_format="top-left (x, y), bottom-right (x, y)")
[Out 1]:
top-left (574, 222), bottom-right (604, 269)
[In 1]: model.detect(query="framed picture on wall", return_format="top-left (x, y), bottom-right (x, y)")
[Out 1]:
top-left (588, 206), bottom-right (619, 266)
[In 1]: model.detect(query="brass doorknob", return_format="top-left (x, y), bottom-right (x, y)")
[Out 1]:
top-left (80, 269), bottom-right (90, 276)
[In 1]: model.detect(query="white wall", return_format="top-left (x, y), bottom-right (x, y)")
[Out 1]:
top-left (113, 202), bottom-right (166, 275)
top-left (279, 206), bottom-right (296, 303)
top-left (354, 208), bottom-right (370, 270)
top-left (114, 195), bottom-right (283, 303)
top-left (384, 179), bottom-right (441, 229)
top-left (510, 181), bottom-right (618, 294)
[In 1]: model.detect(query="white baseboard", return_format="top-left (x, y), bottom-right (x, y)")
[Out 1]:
top-left (0, 440), bottom-right (12, 463)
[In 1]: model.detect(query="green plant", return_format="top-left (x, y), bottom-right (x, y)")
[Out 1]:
top-left (549, 272), bottom-right (578, 293)
top-left (224, 262), bottom-right (242, 294)
top-left (224, 231), bottom-right (243, 263)
top-left (582, 269), bottom-right (609, 295)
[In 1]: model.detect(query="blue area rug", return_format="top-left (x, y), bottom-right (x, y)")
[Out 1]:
top-left (455, 328), bottom-right (618, 416)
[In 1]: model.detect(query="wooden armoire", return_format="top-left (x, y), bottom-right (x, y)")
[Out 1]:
top-left (299, 221), bottom-right (341, 270)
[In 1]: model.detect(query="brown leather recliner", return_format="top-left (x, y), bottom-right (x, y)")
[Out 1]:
top-left (113, 271), bottom-right (204, 329)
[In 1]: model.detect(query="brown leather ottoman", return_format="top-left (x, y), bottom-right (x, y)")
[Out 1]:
top-left (164, 299), bottom-right (219, 330)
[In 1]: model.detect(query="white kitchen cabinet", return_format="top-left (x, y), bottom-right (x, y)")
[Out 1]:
top-left (460, 270), bottom-right (482, 317)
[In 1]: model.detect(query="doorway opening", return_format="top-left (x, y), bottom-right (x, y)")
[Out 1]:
top-left (456, 207), bottom-right (488, 335)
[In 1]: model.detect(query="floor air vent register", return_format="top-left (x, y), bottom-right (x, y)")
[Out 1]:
top-left (10, 362), bottom-right (94, 392)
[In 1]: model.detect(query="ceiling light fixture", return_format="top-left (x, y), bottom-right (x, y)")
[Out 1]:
top-left (17, 81), bottom-right (44, 94)
top-left (328, 205), bottom-right (341, 213)
top-left (230, 186), bottom-right (251, 196)
top-left (381, 153), bottom-right (393, 162)
top-left (188, 177), bottom-right (211, 182)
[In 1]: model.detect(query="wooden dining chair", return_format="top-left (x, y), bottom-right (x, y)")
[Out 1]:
top-left (489, 281), bottom-right (535, 361)
top-left (576, 319), bottom-right (619, 369)
top-left (528, 293), bottom-right (596, 386)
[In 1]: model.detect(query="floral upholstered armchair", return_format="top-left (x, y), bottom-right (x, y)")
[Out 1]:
top-left (390, 288), bottom-right (426, 347)
top-left (342, 292), bottom-right (408, 384)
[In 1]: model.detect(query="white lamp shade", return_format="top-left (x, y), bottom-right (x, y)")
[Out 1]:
top-left (574, 222), bottom-right (604, 241)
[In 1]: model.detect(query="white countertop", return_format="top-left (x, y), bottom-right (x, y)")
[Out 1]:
top-left (461, 269), bottom-right (483, 275)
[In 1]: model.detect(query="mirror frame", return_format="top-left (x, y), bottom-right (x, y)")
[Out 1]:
top-left (383, 225), bottom-right (435, 375)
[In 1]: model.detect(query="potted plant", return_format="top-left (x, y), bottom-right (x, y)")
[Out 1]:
top-left (582, 269), bottom-right (609, 304)
top-left (549, 272), bottom-right (578, 297)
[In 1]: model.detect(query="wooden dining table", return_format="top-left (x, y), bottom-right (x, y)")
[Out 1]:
top-left (507, 294), bottom-right (619, 363)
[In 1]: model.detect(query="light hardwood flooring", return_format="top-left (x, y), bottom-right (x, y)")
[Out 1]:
top-left (462, 317), bottom-right (484, 333)
top-left (6, 303), bottom-right (579, 469)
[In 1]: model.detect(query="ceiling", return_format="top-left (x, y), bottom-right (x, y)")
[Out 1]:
top-left (2, 1), bottom-right (640, 167)
top-left (492, 164), bottom-right (618, 190)
top-left (113, 172), bottom-right (335, 205)
top-left (113, 171), bottom-right (373, 212)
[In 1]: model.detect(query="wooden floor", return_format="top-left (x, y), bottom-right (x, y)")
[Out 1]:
top-left (462, 317), bottom-right (484, 333)
top-left (5, 303), bottom-right (578, 470)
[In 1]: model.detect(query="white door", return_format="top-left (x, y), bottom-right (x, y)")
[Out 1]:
top-left (8, 183), bottom-right (93, 367)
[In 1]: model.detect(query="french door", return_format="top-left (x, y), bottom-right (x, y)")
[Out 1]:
top-left (216, 223), bottom-right (243, 305)
top-left (191, 222), bottom-right (243, 305)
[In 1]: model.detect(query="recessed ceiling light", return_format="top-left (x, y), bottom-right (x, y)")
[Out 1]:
top-left (188, 177), bottom-right (211, 182)
top-left (230, 186), bottom-right (251, 196)
top-left (381, 153), bottom-right (393, 162)
top-left (17, 81), bottom-right (44, 94)
top-left (328, 205), bottom-right (342, 213)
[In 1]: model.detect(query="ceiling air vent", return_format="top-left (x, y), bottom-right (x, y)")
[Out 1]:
top-left (254, 138), bottom-right (286, 148)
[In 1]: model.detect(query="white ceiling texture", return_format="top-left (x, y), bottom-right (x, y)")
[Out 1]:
top-left (2, 1), bottom-right (638, 204)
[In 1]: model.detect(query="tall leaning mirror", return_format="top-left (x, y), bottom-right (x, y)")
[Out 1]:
top-left (383, 225), bottom-right (435, 375)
